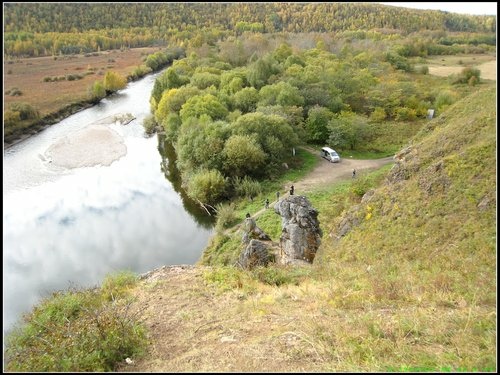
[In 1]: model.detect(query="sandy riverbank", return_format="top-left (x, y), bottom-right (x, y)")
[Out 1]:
top-left (44, 115), bottom-right (131, 169)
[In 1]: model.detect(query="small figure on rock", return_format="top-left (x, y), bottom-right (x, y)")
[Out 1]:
top-left (290, 185), bottom-right (294, 195)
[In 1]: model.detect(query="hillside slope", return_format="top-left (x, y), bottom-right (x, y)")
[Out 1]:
top-left (119, 87), bottom-right (496, 372)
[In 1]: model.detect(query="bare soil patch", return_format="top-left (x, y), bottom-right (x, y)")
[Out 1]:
top-left (426, 53), bottom-right (496, 81)
top-left (117, 265), bottom-right (330, 373)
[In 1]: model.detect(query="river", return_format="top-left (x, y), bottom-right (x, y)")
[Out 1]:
top-left (3, 70), bottom-right (214, 334)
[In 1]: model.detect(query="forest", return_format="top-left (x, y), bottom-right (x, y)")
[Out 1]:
top-left (3, 3), bottom-right (496, 57)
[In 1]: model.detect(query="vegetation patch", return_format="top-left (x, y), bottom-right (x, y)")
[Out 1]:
top-left (4, 271), bottom-right (148, 372)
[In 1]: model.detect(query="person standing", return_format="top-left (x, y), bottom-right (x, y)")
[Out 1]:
top-left (276, 191), bottom-right (280, 201)
top-left (265, 198), bottom-right (269, 209)
top-left (290, 185), bottom-right (294, 195)
top-left (352, 169), bottom-right (356, 178)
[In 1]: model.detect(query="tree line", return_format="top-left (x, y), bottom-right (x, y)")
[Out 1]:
top-left (4, 3), bottom-right (495, 57)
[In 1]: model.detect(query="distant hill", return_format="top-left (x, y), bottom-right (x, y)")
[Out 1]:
top-left (4, 2), bottom-right (496, 34)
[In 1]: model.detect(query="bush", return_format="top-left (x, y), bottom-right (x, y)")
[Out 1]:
top-left (252, 265), bottom-right (311, 286)
top-left (453, 66), bottom-right (481, 85)
top-left (215, 203), bottom-right (237, 232)
top-left (187, 169), bottom-right (227, 205)
top-left (88, 80), bottom-right (106, 102)
top-left (8, 102), bottom-right (39, 120)
top-left (100, 270), bottom-right (138, 301)
top-left (233, 176), bottom-right (262, 198)
top-left (394, 107), bottom-right (417, 121)
top-left (4, 109), bottom-right (21, 126)
top-left (417, 65), bottom-right (429, 74)
top-left (103, 70), bottom-right (127, 92)
top-left (434, 90), bottom-right (456, 112)
top-left (6, 87), bottom-right (22, 96)
top-left (142, 114), bottom-right (157, 135)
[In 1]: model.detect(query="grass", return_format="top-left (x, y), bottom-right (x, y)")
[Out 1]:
top-left (4, 270), bottom-right (148, 372)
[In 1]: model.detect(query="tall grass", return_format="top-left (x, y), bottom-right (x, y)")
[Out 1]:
top-left (4, 271), bottom-right (147, 372)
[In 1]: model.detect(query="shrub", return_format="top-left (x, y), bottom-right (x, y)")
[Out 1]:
top-left (142, 114), bottom-right (157, 135)
top-left (215, 203), bottom-right (237, 232)
top-left (100, 270), bottom-right (138, 301)
top-left (103, 71), bottom-right (127, 92)
top-left (233, 176), bottom-right (262, 198)
top-left (453, 66), bottom-right (481, 85)
top-left (417, 65), bottom-right (429, 74)
top-left (252, 265), bottom-right (311, 286)
top-left (434, 90), bottom-right (456, 112)
top-left (4, 109), bottom-right (21, 126)
top-left (8, 102), bottom-right (39, 120)
top-left (6, 87), bottom-right (22, 96)
top-left (187, 169), bottom-right (227, 205)
top-left (370, 107), bottom-right (386, 123)
top-left (395, 107), bottom-right (417, 121)
top-left (88, 80), bottom-right (106, 102)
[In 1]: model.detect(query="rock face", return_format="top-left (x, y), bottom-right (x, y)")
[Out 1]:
top-left (242, 216), bottom-right (271, 243)
top-left (237, 239), bottom-right (274, 269)
top-left (274, 195), bottom-right (322, 264)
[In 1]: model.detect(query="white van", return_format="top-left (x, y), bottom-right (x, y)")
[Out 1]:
top-left (321, 147), bottom-right (340, 163)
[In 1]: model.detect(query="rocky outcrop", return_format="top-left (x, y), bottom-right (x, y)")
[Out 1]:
top-left (237, 239), bottom-right (275, 269)
top-left (274, 195), bottom-right (322, 264)
top-left (242, 215), bottom-right (271, 243)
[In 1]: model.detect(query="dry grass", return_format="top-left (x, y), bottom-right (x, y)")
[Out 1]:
top-left (4, 47), bottom-right (160, 117)
top-left (425, 53), bottom-right (496, 81)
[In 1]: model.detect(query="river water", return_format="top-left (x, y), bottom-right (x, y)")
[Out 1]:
top-left (3, 70), bottom-right (214, 333)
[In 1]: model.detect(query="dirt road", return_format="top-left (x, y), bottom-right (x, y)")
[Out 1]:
top-left (228, 149), bottom-right (394, 234)
top-left (290, 148), bottom-right (394, 194)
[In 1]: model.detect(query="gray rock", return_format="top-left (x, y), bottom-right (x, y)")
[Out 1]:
top-left (274, 195), bottom-right (322, 264)
top-left (238, 239), bottom-right (273, 269)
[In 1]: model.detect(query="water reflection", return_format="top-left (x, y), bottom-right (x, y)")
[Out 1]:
top-left (3, 69), bottom-right (215, 334)
top-left (157, 134), bottom-right (216, 229)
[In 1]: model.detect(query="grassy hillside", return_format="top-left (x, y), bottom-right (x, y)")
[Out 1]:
top-left (311, 85), bottom-right (496, 370)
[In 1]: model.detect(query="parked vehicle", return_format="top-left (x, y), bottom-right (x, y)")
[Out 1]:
top-left (321, 147), bottom-right (340, 163)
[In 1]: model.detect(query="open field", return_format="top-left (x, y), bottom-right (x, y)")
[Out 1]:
top-left (424, 53), bottom-right (496, 81)
top-left (4, 47), bottom-right (161, 117)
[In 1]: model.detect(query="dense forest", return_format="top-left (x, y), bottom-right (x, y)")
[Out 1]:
top-left (4, 3), bottom-right (496, 57)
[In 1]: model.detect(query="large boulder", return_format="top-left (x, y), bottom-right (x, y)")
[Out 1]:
top-left (274, 195), bottom-right (322, 264)
top-left (237, 239), bottom-right (274, 269)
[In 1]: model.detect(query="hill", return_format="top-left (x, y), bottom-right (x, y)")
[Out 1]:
top-left (114, 86), bottom-right (496, 372)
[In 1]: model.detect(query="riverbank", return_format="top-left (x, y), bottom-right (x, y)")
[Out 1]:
top-left (4, 47), bottom-right (169, 149)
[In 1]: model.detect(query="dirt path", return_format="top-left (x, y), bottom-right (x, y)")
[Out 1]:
top-left (227, 149), bottom-right (394, 234)
top-left (291, 147), bottom-right (394, 194)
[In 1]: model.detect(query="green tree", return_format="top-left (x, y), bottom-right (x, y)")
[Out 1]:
top-left (233, 87), bottom-right (259, 113)
top-left (223, 134), bottom-right (266, 177)
top-left (180, 94), bottom-right (228, 121)
top-left (305, 106), bottom-right (334, 144)
top-left (327, 111), bottom-right (371, 150)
